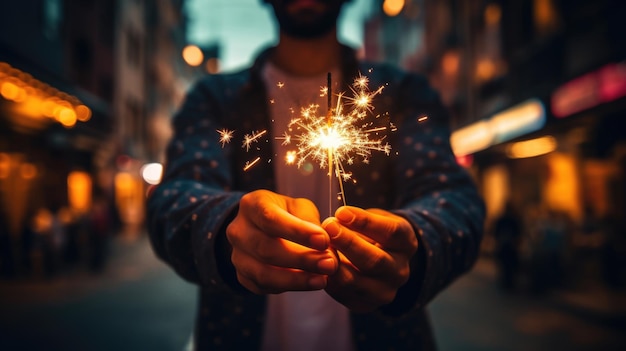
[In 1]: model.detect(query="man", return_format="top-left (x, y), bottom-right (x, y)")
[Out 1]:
top-left (147, 0), bottom-right (485, 350)
top-left (494, 202), bottom-right (522, 291)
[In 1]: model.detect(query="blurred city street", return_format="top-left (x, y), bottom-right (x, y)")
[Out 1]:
top-left (1, 0), bottom-right (626, 350)
top-left (0, 233), bottom-right (197, 351)
top-left (1, 230), bottom-right (624, 351)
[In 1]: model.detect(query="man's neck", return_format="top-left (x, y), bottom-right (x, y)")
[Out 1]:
top-left (270, 30), bottom-right (342, 77)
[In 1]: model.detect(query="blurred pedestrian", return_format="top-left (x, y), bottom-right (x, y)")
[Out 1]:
top-left (601, 210), bottom-right (626, 289)
top-left (147, 1), bottom-right (485, 350)
top-left (31, 207), bottom-right (63, 278)
top-left (494, 201), bottom-right (523, 291)
top-left (530, 208), bottom-right (568, 293)
top-left (0, 202), bottom-right (15, 278)
top-left (88, 195), bottom-right (111, 273)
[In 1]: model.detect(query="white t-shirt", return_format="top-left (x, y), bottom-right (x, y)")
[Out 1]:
top-left (260, 62), bottom-right (354, 351)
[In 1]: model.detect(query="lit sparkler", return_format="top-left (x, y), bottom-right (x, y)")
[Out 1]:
top-left (278, 72), bottom-right (391, 209)
top-left (215, 72), bottom-right (397, 212)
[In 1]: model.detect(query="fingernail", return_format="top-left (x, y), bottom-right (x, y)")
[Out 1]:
top-left (324, 220), bottom-right (340, 239)
top-left (310, 234), bottom-right (328, 251)
top-left (317, 257), bottom-right (336, 274)
top-left (309, 275), bottom-right (327, 290)
top-left (336, 207), bottom-right (355, 224)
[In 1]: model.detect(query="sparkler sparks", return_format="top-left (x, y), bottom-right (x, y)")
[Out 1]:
top-left (216, 128), bottom-right (234, 147)
top-left (215, 72), bottom-right (397, 210)
top-left (242, 130), bottom-right (267, 151)
top-left (279, 73), bottom-right (391, 207)
top-left (243, 157), bottom-right (261, 171)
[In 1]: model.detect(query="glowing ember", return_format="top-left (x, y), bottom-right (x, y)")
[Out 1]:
top-left (285, 150), bottom-right (297, 164)
top-left (217, 128), bottom-right (234, 147)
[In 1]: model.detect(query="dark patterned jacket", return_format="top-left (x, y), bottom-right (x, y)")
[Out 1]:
top-left (147, 45), bottom-right (485, 351)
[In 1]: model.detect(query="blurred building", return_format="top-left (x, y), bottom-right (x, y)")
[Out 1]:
top-left (0, 0), bottom-right (113, 237)
top-left (0, 0), bottom-right (194, 277)
top-left (365, 0), bottom-right (626, 289)
top-left (364, 0), bottom-right (473, 128)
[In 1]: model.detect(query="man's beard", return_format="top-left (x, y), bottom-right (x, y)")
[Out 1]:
top-left (271, 1), bottom-right (344, 39)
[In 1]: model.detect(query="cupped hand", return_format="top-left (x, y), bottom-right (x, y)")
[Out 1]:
top-left (226, 189), bottom-right (338, 294)
top-left (321, 206), bottom-right (418, 312)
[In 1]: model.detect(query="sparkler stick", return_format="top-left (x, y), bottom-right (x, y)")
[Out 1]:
top-left (326, 72), bottom-right (334, 215)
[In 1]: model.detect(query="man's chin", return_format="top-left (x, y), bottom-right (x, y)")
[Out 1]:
top-left (272, 0), bottom-right (342, 39)
top-left (287, 0), bottom-right (325, 12)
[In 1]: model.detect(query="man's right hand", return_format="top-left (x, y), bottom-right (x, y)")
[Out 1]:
top-left (226, 189), bottom-right (338, 294)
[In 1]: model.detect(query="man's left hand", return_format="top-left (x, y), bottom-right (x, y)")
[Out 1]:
top-left (321, 206), bottom-right (418, 312)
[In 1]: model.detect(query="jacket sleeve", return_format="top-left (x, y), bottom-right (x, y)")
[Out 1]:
top-left (146, 79), bottom-right (244, 292)
top-left (383, 73), bottom-right (485, 315)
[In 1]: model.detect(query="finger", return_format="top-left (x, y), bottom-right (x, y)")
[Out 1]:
top-left (248, 196), bottom-right (329, 251)
top-left (232, 250), bottom-right (328, 294)
top-left (250, 238), bottom-right (338, 275)
top-left (287, 197), bottom-right (322, 225)
top-left (228, 215), bottom-right (337, 275)
top-left (325, 263), bottom-right (396, 312)
top-left (335, 206), bottom-right (415, 251)
top-left (322, 218), bottom-right (395, 277)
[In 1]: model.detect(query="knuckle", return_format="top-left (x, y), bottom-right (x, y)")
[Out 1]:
top-left (409, 237), bottom-right (418, 254)
top-left (337, 230), bottom-right (355, 251)
top-left (225, 222), bottom-right (241, 245)
top-left (395, 264), bottom-right (411, 286)
top-left (249, 268), bottom-right (275, 293)
top-left (240, 192), bottom-right (255, 208)
top-left (253, 279), bottom-right (271, 293)
top-left (387, 220), bottom-right (400, 237)
top-left (293, 197), bottom-right (313, 208)
top-left (340, 269), bottom-right (357, 288)
top-left (364, 252), bottom-right (387, 274)
top-left (230, 250), bottom-right (240, 266)
top-left (384, 220), bottom-right (405, 242)
top-left (259, 205), bottom-right (278, 227)
top-left (353, 215), bottom-right (369, 230)
top-left (237, 273), bottom-right (261, 294)
top-left (379, 290), bottom-right (397, 306)
top-left (254, 239), bottom-right (274, 262)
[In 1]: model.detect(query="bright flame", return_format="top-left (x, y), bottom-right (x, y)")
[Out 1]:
top-left (314, 126), bottom-right (346, 150)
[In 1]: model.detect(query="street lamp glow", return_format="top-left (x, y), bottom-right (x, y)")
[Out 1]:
top-left (182, 45), bottom-right (204, 67)
top-left (141, 163), bottom-right (163, 185)
top-left (383, 0), bottom-right (405, 17)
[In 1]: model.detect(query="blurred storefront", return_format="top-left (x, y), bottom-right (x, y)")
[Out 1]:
top-left (0, 57), bottom-right (114, 278)
top-left (0, 0), bottom-right (193, 279)
top-left (364, 0), bottom-right (626, 290)
top-left (462, 77), bottom-right (626, 292)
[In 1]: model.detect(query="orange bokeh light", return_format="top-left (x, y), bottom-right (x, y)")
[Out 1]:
top-left (182, 45), bottom-right (204, 67)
